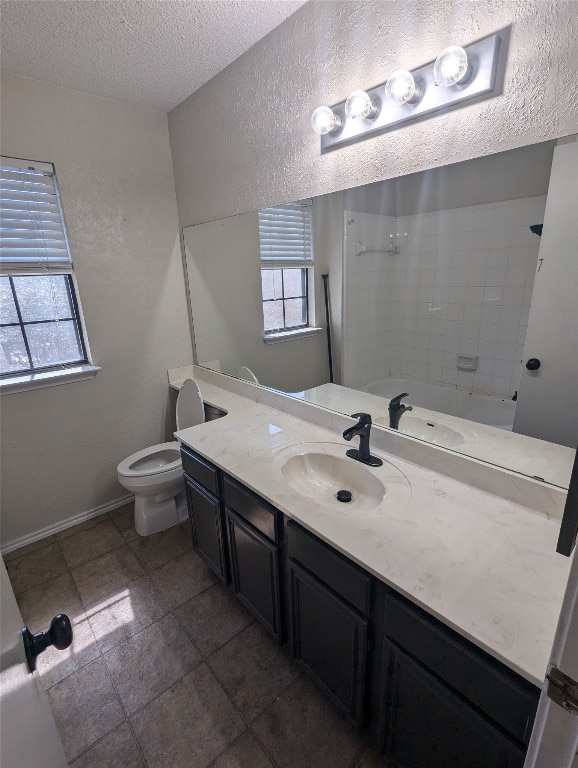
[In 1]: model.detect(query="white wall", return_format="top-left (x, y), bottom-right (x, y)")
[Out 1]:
top-left (168, 0), bottom-right (578, 227)
top-left (0, 74), bottom-right (192, 546)
top-left (514, 140), bottom-right (578, 448)
top-left (183, 210), bottom-right (329, 391)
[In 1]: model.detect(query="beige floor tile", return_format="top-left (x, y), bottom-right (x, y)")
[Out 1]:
top-left (354, 747), bottom-right (387, 767)
top-left (17, 571), bottom-right (100, 689)
top-left (175, 582), bottom-right (253, 656)
top-left (71, 723), bottom-right (144, 768)
top-left (131, 663), bottom-right (245, 768)
top-left (104, 613), bottom-right (201, 714)
top-left (47, 657), bottom-right (124, 762)
top-left (60, 520), bottom-right (124, 569)
top-left (150, 550), bottom-right (217, 609)
top-left (109, 508), bottom-right (138, 541)
top-left (210, 730), bottom-right (275, 768)
top-left (252, 676), bottom-right (363, 768)
top-left (3, 534), bottom-right (57, 564)
top-left (127, 524), bottom-right (191, 572)
top-left (108, 502), bottom-right (135, 519)
top-left (209, 622), bottom-right (299, 722)
top-left (72, 546), bottom-right (144, 605)
top-left (6, 542), bottom-right (68, 596)
top-left (86, 574), bottom-right (169, 654)
top-left (56, 513), bottom-right (109, 540)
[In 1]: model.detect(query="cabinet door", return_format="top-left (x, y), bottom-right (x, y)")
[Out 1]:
top-left (379, 641), bottom-right (525, 768)
top-left (185, 476), bottom-right (227, 582)
top-left (226, 508), bottom-right (282, 640)
top-left (289, 561), bottom-right (368, 728)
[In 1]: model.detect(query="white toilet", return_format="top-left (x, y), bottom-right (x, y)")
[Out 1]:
top-left (117, 379), bottom-right (205, 537)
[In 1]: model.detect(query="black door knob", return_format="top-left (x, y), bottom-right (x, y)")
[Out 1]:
top-left (526, 358), bottom-right (541, 371)
top-left (21, 614), bottom-right (73, 673)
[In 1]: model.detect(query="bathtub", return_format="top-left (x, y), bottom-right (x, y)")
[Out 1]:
top-left (361, 376), bottom-right (515, 430)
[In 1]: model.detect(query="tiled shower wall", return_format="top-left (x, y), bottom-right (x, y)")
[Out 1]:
top-left (343, 196), bottom-right (545, 397)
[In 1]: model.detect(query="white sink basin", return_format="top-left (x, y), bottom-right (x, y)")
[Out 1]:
top-left (277, 442), bottom-right (410, 511)
top-left (375, 414), bottom-right (471, 448)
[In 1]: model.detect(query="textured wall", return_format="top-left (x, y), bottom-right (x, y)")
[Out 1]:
top-left (168, 0), bottom-right (578, 227)
top-left (1, 75), bottom-right (192, 545)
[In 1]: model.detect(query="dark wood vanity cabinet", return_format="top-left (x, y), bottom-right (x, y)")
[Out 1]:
top-left (219, 474), bottom-right (283, 641)
top-left (289, 560), bottom-right (368, 727)
top-left (181, 447), bottom-right (227, 583)
top-left (287, 520), bottom-right (371, 728)
top-left (181, 448), bottom-right (539, 765)
top-left (376, 592), bottom-right (538, 767)
top-left (379, 642), bottom-right (526, 768)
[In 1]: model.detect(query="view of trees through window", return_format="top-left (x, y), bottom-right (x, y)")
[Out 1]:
top-left (261, 268), bottom-right (308, 333)
top-left (0, 274), bottom-right (86, 375)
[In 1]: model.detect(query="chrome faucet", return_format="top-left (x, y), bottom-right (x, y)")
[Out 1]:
top-left (343, 413), bottom-right (383, 467)
top-left (388, 393), bottom-right (413, 429)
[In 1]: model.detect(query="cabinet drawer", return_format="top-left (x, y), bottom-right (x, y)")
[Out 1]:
top-left (181, 446), bottom-right (219, 497)
top-left (384, 593), bottom-right (539, 745)
top-left (287, 521), bottom-right (372, 616)
top-left (223, 476), bottom-right (279, 543)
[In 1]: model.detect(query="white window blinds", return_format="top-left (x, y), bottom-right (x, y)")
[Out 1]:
top-left (258, 200), bottom-right (313, 269)
top-left (0, 157), bottom-right (73, 274)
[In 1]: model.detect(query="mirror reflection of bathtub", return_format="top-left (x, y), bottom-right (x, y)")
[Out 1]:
top-left (182, 137), bottom-right (578, 489)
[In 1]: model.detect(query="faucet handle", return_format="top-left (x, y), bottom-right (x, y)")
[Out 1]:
top-left (389, 393), bottom-right (410, 408)
top-left (351, 412), bottom-right (372, 426)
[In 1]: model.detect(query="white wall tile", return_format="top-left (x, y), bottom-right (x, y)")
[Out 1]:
top-left (343, 197), bottom-right (538, 398)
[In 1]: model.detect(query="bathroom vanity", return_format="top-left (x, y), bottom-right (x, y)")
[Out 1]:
top-left (174, 370), bottom-right (571, 767)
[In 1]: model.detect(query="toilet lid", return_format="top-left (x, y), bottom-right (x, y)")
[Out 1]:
top-left (117, 441), bottom-right (182, 477)
top-left (235, 366), bottom-right (259, 384)
top-left (176, 378), bottom-right (205, 430)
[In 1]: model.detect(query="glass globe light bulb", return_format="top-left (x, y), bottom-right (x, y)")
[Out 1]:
top-left (433, 45), bottom-right (468, 87)
top-left (384, 69), bottom-right (417, 105)
top-left (310, 106), bottom-right (341, 135)
top-left (345, 90), bottom-right (376, 120)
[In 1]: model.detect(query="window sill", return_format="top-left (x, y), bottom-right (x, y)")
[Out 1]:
top-left (263, 327), bottom-right (323, 345)
top-left (0, 364), bottom-right (101, 395)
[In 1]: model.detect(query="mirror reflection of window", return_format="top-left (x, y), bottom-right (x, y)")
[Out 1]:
top-left (258, 201), bottom-right (313, 335)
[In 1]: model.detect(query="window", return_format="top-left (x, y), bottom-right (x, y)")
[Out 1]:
top-left (258, 200), bottom-right (314, 335)
top-left (0, 157), bottom-right (91, 381)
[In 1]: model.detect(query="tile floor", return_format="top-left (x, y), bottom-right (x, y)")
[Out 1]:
top-left (5, 504), bottom-right (385, 768)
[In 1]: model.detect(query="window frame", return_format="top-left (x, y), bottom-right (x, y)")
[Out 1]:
top-left (0, 273), bottom-right (89, 378)
top-left (0, 156), bottom-right (96, 390)
top-left (258, 200), bottom-right (316, 339)
top-left (261, 266), bottom-right (310, 335)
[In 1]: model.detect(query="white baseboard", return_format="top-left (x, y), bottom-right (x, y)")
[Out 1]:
top-left (1, 494), bottom-right (135, 556)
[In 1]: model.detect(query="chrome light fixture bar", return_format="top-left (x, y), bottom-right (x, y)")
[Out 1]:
top-left (318, 32), bottom-right (502, 152)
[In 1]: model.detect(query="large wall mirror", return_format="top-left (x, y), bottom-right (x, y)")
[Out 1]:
top-left (182, 137), bottom-right (578, 489)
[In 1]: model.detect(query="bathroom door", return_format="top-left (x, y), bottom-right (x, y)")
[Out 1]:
top-left (0, 559), bottom-right (67, 768)
top-left (514, 138), bottom-right (578, 448)
top-left (524, 534), bottom-right (578, 768)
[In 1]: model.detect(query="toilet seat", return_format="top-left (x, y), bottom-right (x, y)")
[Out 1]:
top-left (117, 441), bottom-right (181, 479)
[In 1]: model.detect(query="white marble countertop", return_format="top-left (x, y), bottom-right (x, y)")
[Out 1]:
top-left (292, 383), bottom-right (574, 489)
top-left (175, 377), bottom-right (571, 688)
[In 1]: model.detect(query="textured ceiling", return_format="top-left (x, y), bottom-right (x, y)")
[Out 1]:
top-left (0, 0), bottom-right (308, 111)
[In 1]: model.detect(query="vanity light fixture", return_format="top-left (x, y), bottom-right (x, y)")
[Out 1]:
top-left (384, 69), bottom-right (419, 105)
top-left (433, 45), bottom-right (469, 87)
top-left (311, 105), bottom-right (342, 135)
top-left (314, 30), bottom-right (503, 152)
top-left (345, 90), bottom-right (378, 120)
